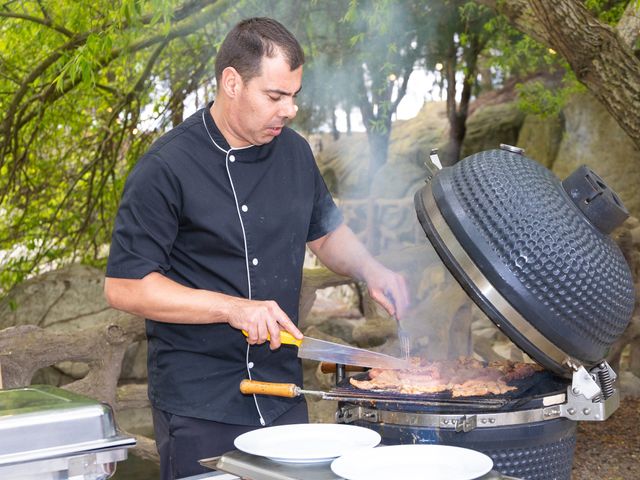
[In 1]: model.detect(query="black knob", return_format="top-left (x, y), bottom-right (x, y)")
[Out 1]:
top-left (562, 165), bottom-right (629, 234)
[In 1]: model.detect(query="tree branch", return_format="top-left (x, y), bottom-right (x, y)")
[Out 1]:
top-left (0, 11), bottom-right (74, 37)
top-left (476, 0), bottom-right (552, 45)
top-left (477, 0), bottom-right (640, 151)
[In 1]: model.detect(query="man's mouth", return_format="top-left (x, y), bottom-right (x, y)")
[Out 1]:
top-left (267, 126), bottom-right (283, 136)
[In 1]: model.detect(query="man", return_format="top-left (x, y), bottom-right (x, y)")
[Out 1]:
top-left (105, 17), bottom-right (408, 479)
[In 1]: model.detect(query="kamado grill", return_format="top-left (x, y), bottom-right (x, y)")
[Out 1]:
top-left (239, 146), bottom-right (635, 480)
top-left (338, 146), bottom-right (634, 480)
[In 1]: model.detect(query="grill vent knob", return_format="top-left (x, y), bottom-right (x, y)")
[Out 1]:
top-left (562, 165), bottom-right (629, 234)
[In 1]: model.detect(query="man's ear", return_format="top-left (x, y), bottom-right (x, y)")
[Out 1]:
top-left (220, 66), bottom-right (243, 97)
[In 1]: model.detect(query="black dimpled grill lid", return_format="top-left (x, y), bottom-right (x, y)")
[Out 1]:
top-left (415, 149), bottom-right (635, 376)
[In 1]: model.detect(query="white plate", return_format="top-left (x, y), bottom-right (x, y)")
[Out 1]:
top-left (233, 423), bottom-right (381, 463)
top-left (331, 444), bottom-right (494, 480)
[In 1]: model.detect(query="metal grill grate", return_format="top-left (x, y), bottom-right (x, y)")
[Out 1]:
top-left (329, 370), bottom-right (568, 413)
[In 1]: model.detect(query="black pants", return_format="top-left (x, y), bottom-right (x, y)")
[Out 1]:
top-left (152, 401), bottom-right (308, 480)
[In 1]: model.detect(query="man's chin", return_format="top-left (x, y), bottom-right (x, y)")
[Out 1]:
top-left (256, 132), bottom-right (281, 145)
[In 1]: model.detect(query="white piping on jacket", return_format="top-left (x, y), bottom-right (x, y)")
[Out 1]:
top-left (202, 110), bottom-right (266, 426)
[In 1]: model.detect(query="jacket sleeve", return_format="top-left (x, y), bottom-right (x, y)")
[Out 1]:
top-left (106, 154), bottom-right (182, 279)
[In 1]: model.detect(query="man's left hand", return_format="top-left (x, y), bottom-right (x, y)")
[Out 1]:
top-left (362, 262), bottom-right (410, 320)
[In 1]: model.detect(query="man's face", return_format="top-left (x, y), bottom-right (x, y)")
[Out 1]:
top-left (230, 53), bottom-right (302, 146)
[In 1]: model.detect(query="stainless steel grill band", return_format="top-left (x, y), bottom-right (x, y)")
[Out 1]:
top-left (420, 183), bottom-right (578, 369)
top-left (338, 400), bottom-right (568, 431)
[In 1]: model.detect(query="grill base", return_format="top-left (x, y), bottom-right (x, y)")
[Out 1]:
top-left (348, 412), bottom-right (576, 480)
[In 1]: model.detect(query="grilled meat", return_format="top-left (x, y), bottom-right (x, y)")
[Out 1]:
top-left (349, 357), bottom-right (543, 397)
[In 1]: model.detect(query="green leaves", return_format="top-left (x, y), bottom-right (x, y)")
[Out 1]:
top-left (516, 74), bottom-right (585, 118)
top-left (120, 0), bottom-right (144, 25)
top-left (54, 34), bottom-right (107, 90)
top-left (0, 0), bottom-right (220, 295)
top-left (584, 0), bottom-right (628, 24)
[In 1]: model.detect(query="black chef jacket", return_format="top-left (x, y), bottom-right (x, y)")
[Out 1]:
top-left (106, 103), bottom-right (343, 426)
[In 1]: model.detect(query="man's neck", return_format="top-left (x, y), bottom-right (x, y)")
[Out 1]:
top-left (209, 101), bottom-right (250, 149)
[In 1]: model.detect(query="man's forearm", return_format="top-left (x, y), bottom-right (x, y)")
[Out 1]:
top-left (104, 272), bottom-right (302, 347)
top-left (104, 272), bottom-right (235, 324)
top-left (307, 224), bottom-right (375, 281)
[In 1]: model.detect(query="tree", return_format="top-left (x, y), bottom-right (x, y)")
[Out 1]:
top-left (0, 0), bottom-right (232, 291)
top-left (343, 0), bottom-right (428, 184)
top-left (478, 0), bottom-right (640, 150)
top-left (422, 1), bottom-right (496, 165)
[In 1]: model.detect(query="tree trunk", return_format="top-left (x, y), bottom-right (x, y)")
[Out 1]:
top-left (331, 108), bottom-right (340, 141)
top-left (617, 1), bottom-right (640, 48)
top-left (442, 36), bottom-right (480, 166)
top-left (478, 0), bottom-right (640, 151)
top-left (366, 129), bottom-right (391, 186)
top-left (170, 88), bottom-right (185, 128)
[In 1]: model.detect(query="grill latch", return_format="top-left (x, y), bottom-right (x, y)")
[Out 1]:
top-left (452, 415), bottom-right (477, 432)
top-left (336, 405), bottom-right (378, 424)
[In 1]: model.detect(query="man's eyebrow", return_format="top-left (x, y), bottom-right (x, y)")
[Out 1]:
top-left (265, 86), bottom-right (303, 96)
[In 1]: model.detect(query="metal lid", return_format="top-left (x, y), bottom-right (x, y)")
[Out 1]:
top-left (0, 385), bottom-right (135, 466)
top-left (414, 148), bottom-right (635, 376)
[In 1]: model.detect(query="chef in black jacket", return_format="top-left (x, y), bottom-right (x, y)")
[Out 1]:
top-left (105, 17), bottom-right (408, 480)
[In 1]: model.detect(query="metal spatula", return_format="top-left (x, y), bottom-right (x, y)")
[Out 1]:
top-left (387, 294), bottom-right (411, 360)
top-left (395, 313), bottom-right (411, 360)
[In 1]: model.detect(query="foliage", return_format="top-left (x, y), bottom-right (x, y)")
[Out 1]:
top-left (483, 16), bottom-right (564, 81)
top-left (515, 73), bottom-right (585, 118)
top-left (584, 0), bottom-right (630, 24)
top-left (483, 12), bottom-right (587, 120)
top-left (0, 0), bottom-right (335, 293)
top-left (0, 0), bottom-right (232, 292)
top-left (483, 0), bottom-right (637, 121)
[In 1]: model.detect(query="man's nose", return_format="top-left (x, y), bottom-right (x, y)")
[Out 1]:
top-left (281, 99), bottom-right (298, 119)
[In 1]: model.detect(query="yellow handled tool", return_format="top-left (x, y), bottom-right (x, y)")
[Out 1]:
top-left (241, 330), bottom-right (302, 347)
top-left (241, 329), bottom-right (409, 369)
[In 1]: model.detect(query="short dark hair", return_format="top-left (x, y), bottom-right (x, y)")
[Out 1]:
top-left (215, 17), bottom-right (305, 84)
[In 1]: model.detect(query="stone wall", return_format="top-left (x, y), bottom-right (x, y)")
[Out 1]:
top-left (317, 91), bottom-right (640, 220)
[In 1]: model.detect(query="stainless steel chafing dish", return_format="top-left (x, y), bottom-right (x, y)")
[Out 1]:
top-left (0, 385), bottom-right (135, 479)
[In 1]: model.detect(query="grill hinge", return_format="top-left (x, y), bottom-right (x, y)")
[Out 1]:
top-left (450, 415), bottom-right (477, 433)
top-left (560, 361), bottom-right (620, 422)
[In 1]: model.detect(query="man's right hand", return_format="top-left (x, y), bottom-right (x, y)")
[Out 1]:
top-left (225, 297), bottom-right (302, 350)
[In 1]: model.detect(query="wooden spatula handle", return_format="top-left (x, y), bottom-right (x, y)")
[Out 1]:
top-left (240, 379), bottom-right (299, 398)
